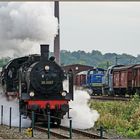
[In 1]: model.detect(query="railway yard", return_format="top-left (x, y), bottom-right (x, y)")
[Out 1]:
top-left (0, 123), bottom-right (117, 139)
top-left (0, 122), bottom-right (107, 139)
top-left (0, 94), bottom-right (139, 139)
top-left (0, 1), bottom-right (140, 139)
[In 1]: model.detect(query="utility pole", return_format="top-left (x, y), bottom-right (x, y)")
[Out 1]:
top-left (106, 61), bottom-right (109, 69)
top-left (115, 56), bottom-right (120, 65)
top-left (54, 1), bottom-right (60, 64)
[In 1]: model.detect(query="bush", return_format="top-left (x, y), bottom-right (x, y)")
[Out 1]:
top-left (126, 129), bottom-right (137, 138)
top-left (90, 95), bottom-right (140, 138)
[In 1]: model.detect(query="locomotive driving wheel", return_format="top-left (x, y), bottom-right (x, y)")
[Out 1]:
top-left (56, 119), bottom-right (61, 126)
top-left (51, 118), bottom-right (61, 126)
top-left (50, 111), bottom-right (62, 126)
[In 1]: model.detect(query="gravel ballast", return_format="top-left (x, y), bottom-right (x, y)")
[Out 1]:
top-left (0, 125), bottom-right (56, 139)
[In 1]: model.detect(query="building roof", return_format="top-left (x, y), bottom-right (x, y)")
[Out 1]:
top-left (63, 64), bottom-right (93, 75)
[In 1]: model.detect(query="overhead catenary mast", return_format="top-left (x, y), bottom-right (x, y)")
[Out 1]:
top-left (54, 1), bottom-right (60, 64)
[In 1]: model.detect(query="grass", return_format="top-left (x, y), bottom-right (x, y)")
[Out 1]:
top-left (89, 95), bottom-right (140, 138)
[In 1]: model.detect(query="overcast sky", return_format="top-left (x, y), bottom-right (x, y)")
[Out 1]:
top-left (59, 2), bottom-right (140, 56)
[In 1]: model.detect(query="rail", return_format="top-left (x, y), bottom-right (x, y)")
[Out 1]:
top-left (59, 125), bottom-right (107, 139)
top-left (35, 125), bottom-right (70, 139)
top-left (35, 124), bottom-right (107, 139)
top-left (91, 96), bottom-right (130, 101)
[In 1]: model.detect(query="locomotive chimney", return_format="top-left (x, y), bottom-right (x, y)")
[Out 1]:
top-left (40, 44), bottom-right (49, 60)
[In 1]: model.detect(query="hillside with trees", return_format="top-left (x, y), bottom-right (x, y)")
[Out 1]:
top-left (0, 57), bottom-right (10, 67)
top-left (60, 50), bottom-right (140, 69)
top-left (0, 50), bottom-right (140, 69)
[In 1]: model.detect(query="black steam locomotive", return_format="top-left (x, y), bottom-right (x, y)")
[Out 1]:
top-left (1, 44), bottom-right (73, 125)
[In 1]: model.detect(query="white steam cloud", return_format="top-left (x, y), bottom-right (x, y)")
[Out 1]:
top-left (0, 2), bottom-right (58, 57)
top-left (62, 81), bottom-right (99, 129)
top-left (0, 93), bottom-right (31, 127)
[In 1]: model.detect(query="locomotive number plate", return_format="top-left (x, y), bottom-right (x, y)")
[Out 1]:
top-left (41, 81), bottom-right (53, 85)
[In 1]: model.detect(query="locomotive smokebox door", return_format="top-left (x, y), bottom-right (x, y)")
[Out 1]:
top-left (40, 44), bottom-right (49, 61)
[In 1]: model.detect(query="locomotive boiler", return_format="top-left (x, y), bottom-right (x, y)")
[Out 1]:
top-left (1, 44), bottom-right (73, 125)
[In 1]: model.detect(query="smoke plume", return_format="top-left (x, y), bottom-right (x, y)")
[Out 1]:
top-left (0, 2), bottom-right (58, 57)
top-left (0, 93), bottom-right (31, 127)
top-left (62, 81), bottom-right (99, 129)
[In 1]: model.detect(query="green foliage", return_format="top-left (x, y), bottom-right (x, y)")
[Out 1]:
top-left (60, 50), bottom-right (140, 67)
top-left (0, 50), bottom-right (139, 68)
top-left (126, 129), bottom-right (137, 138)
top-left (0, 57), bottom-right (10, 67)
top-left (90, 95), bottom-right (140, 138)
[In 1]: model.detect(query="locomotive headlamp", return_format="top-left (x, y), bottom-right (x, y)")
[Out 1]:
top-left (29, 92), bottom-right (35, 97)
top-left (61, 91), bottom-right (67, 97)
top-left (45, 65), bottom-right (49, 71)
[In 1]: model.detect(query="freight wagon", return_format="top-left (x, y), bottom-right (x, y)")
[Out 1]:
top-left (113, 65), bottom-right (135, 96)
top-left (75, 71), bottom-right (87, 87)
top-left (131, 65), bottom-right (140, 94)
top-left (105, 64), bottom-right (140, 96)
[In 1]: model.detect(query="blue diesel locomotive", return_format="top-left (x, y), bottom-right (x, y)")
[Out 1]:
top-left (86, 68), bottom-right (106, 95)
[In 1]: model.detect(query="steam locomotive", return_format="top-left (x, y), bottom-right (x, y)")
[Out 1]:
top-left (0, 44), bottom-right (73, 125)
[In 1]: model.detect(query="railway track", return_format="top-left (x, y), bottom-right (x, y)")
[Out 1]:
top-left (90, 96), bottom-right (130, 101)
top-left (35, 125), bottom-right (69, 139)
top-left (35, 125), bottom-right (107, 139)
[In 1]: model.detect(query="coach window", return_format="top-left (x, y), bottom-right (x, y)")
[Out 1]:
top-left (98, 71), bottom-right (103, 74)
top-left (90, 71), bottom-right (94, 74)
